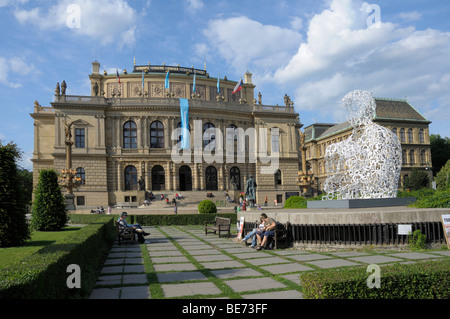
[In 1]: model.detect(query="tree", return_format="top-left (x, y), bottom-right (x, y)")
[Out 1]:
top-left (435, 159), bottom-right (450, 190)
top-left (0, 141), bottom-right (31, 247)
top-left (31, 169), bottom-right (68, 231)
top-left (430, 134), bottom-right (450, 176)
top-left (403, 167), bottom-right (429, 191)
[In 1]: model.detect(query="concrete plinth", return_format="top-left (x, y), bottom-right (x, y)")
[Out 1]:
top-left (307, 197), bottom-right (416, 209)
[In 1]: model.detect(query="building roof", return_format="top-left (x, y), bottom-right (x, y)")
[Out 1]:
top-left (306, 98), bottom-right (430, 142)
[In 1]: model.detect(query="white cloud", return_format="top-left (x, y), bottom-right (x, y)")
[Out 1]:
top-left (398, 11), bottom-right (422, 23)
top-left (186, 0), bottom-right (203, 12)
top-left (13, 0), bottom-right (138, 47)
top-left (0, 56), bottom-right (38, 88)
top-left (198, 15), bottom-right (302, 75)
top-left (270, 0), bottom-right (450, 125)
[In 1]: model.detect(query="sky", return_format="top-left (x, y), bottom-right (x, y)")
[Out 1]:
top-left (1, 0), bottom-right (449, 170)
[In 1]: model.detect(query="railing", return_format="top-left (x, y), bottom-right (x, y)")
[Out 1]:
top-left (289, 222), bottom-right (445, 246)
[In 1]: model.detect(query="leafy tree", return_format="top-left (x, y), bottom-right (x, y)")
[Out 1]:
top-left (430, 134), bottom-right (450, 176)
top-left (403, 167), bottom-right (429, 191)
top-left (435, 159), bottom-right (450, 190)
top-left (0, 141), bottom-right (31, 247)
top-left (284, 196), bottom-right (307, 209)
top-left (31, 169), bottom-right (68, 231)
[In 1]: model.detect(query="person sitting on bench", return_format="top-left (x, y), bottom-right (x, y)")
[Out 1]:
top-left (255, 213), bottom-right (276, 250)
top-left (117, 212), bottom-right (149, 244)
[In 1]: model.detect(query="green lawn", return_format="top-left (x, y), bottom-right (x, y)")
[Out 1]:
top-left (0, 226), bottom-right (82, 269)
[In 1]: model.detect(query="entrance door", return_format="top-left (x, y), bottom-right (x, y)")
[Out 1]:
top-left (151, 165), bottom-right (165, 191)
top-left (205, 166), bottom-right (218, 191)
top-left (179, 165), bottom-right (192, 191)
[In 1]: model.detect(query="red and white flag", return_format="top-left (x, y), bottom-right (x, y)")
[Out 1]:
top-left (232, 78), bottom-right (242, 94)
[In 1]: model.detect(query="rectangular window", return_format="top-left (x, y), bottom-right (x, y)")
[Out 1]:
top-left (76, 196), bottom-right (85, 206)
top-left (75, 128), bottom-right (85, 148)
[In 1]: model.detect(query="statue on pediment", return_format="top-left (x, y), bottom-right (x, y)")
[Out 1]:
top-left (55, 82), bottom-right (60, 95)
top-left (61, 80), bottom-right (67, 95)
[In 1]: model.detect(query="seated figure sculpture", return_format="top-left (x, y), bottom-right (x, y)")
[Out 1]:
top-left (323, 90), bottom-right (402, 200)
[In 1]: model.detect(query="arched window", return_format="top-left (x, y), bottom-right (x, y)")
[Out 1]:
top-left (177, 122), bottom-right (191, 145)
top-left (420, 150), bottom-right (426, 164)
top-left (205, 166), bottom-right (218, 190)
top-left (151, 165), bottom-right (165, 190)
top-left (408, 129), bottom-right (413, 143)
top-left (229, 166), bottom-right (241, 190)
top-left (271, 128), bottom-right (280, 153)
top-left (226, 124), bottom-right (238, 145)
top-left (400, 128), bottom-right (405, 143)
top-left (123, 121), bottom-right (137, 149)
top-left (124, 165), bottom-right (138, 190)
top-left (76, 167), bottom-right (85, 185)
top-left (409, 150), bottom-right (415, 164)
top-left (402, 149), bottom-right (407, 164)
top-left (419, 129), bottom-right (425, 143)
top-left (274, 169), bottom-right (282, 186)
top-left (392, 128), bottom-right (397, 137)
top-left (203, 123), bottom-right (215, 148)
top-left (150, 121), bottom-right (164, 148)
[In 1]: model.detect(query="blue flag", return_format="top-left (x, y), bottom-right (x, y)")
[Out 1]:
top-left (193, 71), bottom-right (196, 93)
top-left (179, 98), bottom-right (190, 149)
top-left (142, 70), bottom-right (144, 92)
top-left (217, 73), bottom-right (220, 94)
top-left (165, 71), bottom-right (170, 89)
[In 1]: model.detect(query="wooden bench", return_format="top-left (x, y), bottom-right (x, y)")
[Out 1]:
top-left (205, 216), bottom-right (231, 237)
top-left (243, 221), bottom-right (291, 249)
top-left (115, 221), bottom-right (136, 245)
top-left (116, 202), bottom-right (139, 209)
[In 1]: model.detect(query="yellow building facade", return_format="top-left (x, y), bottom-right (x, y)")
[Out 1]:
top-left (303, 98), bottom-right (432, 194)
top-left (31, 61), bottom-right (302, 209)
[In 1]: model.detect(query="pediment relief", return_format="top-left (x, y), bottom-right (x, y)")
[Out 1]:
top-left (71, 119), bottom-right (91, 127)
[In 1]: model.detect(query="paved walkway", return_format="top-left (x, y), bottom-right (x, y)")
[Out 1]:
top-left (89, 225), bottom-right (450, 299)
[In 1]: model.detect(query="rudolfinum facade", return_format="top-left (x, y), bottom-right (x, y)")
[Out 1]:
top-left (30, 61), bottom-right (303, 209)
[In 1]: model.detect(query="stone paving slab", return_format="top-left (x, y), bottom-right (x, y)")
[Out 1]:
top-left (121, 286), bottom-right (151, 299)
top-left (349, 255), bottom-right (404, 264)
top-left (89, 287), bottom-right (121, 299)
top-left (161, 282), bottom-right (222, 298)
top-left (245, 256), bottom-right (289, 266)
top-left (157, 271), bottom-right (208, 283)
top-left (150, 256), bottom-right (190, 263)
top-left (154, 263), bottom-right (198, 272)
top-left (148, 250), bottom-right (184, 257)
top-left (193, 254), bottom-right (233, 262)
top-left (304, 259), bottom-right (361, 269)
top-left (188, 249), bottom-right (224, 256)
top-left (223, 277), bottom-right (286, 293)
top-left (200, 260), bottom-right (246, 269)
top-left (122, 274), bottom-right (148, 284)
top-left (260, 263), bottom-right (314, 274)
top-left (388, 252), bottom-right (443, 260)
top-left (123, 265), bottom-right (146, 273)
top-left (329, 251), bottom-right (370, 257)
top-left (211, 268), bottom-right (264, 279)
top-left (243, 290), bottom-right (303, 299)
top-left (287, 254), bottom-right (333, 262)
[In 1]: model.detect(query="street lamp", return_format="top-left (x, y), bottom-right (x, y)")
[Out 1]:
top-left (59, 119), bottom-right (82, 209)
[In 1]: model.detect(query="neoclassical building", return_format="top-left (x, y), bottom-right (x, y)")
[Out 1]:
top-left (302, 98), bottom-right (432, 194)
top-left (31, 61), bottom-right (302, 208)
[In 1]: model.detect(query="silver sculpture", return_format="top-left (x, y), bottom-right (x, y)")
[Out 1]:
top-left (323, 90), bottom-right (402, 200)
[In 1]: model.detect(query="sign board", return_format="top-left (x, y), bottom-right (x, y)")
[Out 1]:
top-left (237, 216), bottom-right (245, 240)
top-left (397, 224), bottom-right (412, 235)
top-left (441, 214), bottom-right (450, 249)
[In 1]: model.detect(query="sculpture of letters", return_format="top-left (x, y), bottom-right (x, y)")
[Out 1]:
top-left (323, 90), bottom-right (402, 200)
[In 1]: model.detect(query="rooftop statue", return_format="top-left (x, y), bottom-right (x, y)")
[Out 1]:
top-left (323, 90), bottom-right (402, 200)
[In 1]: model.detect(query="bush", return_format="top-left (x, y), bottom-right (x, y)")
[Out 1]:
top-left (198, 200), bottom-right (217, 214)
top-left (31, 169), bottom-right (68, 231)
top-left (409, 229), bottom-right (427, 250)
top-left (0, 142), bottom-right (30, 247)
top-left (284, 196), bottom-right (307, 209)
top-left (403, 167), bottom-right (430, 190)
top-left (301, 259), bottom-right (450, 299)
top-left (435, 159), bottom-right (450, 190)
top-left (0, 216), bottom-right (115, 299)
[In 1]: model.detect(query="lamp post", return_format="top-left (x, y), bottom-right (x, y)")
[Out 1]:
top-left (59, 119), bottom-right (81, 210)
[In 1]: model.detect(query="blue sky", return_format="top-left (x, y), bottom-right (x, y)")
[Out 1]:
top-left (1, 0), bottom-right (449, 170)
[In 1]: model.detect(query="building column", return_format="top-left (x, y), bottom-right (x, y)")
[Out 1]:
top-left (116, 161), bottom-right (122, 191)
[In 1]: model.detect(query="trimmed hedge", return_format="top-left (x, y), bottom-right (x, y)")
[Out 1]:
top-left (0, 216), bottom-right (115, 299)
top-left (284, 196), bottom-right (307, 209)
top-left (135, 213), bottom-right (237, 226)
top-left (198, 199), bottom-right (217, 214)
top-left (301, 259), bottom-right (450, 299)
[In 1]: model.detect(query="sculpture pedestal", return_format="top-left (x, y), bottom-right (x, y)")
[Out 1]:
top-left (307, 197), bottom-right (416, 209)
top-left (65, 193), bottom-right (76, 210)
